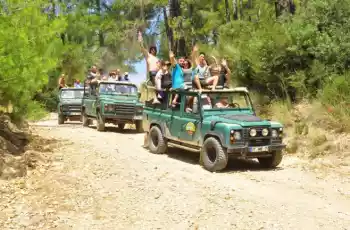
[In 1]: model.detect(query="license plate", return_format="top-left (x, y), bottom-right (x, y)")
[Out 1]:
top-left (249, 146), bottom-right (269, 153)
top-left (133, 115), bottom-right (143, 120)
top-left (70, 112), bottom-right (80, 115)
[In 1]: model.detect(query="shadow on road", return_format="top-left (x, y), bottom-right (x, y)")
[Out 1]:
top-left (88, 125), bottom-right (140, 134)
top-left (32, 121), bottom-right (82, 128)
top-left (164, 147), bottom-right (283, 173)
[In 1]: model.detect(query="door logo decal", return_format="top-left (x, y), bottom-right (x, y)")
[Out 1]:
top-left (185, 122), bottom-right (196, 135)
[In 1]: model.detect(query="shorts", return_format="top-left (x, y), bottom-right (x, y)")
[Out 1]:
top-left (192, 78), bottom-right (209, 89)
top-left (161, 81), bottom-right (172, 89)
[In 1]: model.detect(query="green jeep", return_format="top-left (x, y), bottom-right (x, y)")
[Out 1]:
top-left (81, 81), bottom-right (144, 132)
top-left (143, 87), bottom-right (286, 172)
top-left (58, 87), bottom-right (84, 124)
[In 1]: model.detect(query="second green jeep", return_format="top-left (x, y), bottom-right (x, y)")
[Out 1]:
top-left (81, 81), bottom-right (144, 132)
top-left (143, 87), bottom-right (286, 172)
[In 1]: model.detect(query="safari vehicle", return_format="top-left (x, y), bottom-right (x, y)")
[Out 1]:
top-left (58, 87), bottom-right (84, 124)
top-left (81, 81), bottom-right (144, 132)
top-left (143, 87), bottom-right (286, 172)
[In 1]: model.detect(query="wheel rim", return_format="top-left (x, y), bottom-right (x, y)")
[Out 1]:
top-left (206, 145), bottom-right (217, 163)
top-left (151, 130), bottom-right (159, 147)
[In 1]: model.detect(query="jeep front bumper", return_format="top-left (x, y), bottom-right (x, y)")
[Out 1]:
top-left (60, 112), bottom-right (81, 116)
top-left (227, 144), bottom-right (286, 158)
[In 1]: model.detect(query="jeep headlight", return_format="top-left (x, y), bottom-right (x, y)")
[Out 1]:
top-left (262, 128), bottom-right (269, 136)
top-left (272, 129), bottom-right (278, 138)
top-left (249, 128), bottom-right (257, 137)
top-left (230, 130), bottom-right (241, 142)
top-left (234, 131), bottom-right (241, 140)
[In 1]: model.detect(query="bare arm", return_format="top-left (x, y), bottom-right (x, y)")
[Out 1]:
top-left (138, 31), bottom-right (148, 58)
top-left (169, 51), bottom-right (176, 66)
top-left (191, 45), bottom-right (199, 66)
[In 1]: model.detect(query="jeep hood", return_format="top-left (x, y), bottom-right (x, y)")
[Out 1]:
top-left (205, 114), bottom-right (271, 127)
top-left (99, 95), bottom-right (139, 104)
top-left (60, 99), bottom-right (82, 105)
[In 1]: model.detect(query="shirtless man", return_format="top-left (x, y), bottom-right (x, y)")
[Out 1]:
top-left (215, 96), bottom-right (231, 108)
top-left (138, 31), bottom-right (159, 85)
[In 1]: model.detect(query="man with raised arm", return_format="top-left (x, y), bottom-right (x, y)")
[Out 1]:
top-left (138, 31), bottom-right (159, 85)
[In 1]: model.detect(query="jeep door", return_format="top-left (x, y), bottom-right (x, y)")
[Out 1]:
top-left (177, 95), bottom-right (201, 145)
top-left (166, 93), bottom-right (182, 139)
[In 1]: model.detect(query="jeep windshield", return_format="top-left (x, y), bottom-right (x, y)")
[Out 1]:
top-left (201, 91), bottom-right (253, 111)
top-left (60, 89), bottom-right (84, 99)
top-left (99, 83), bottom-right (138, 95)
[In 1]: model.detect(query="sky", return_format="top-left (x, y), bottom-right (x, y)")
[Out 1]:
top-left (129, 60), bottom-right (147, 85)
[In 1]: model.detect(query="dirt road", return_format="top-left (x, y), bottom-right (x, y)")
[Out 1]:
top-left (1, 114), bottom-right (349, 229)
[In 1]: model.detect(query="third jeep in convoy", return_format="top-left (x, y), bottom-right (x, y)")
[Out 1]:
top-left (81, 81), bottom-right (144, 132)
top-left (143, 87), bottom-right (286, 172)
top-left (58, 87), bottom-right (84, 125)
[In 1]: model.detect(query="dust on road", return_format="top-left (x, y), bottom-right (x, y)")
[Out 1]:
top-left (0, 114), bottom-right (349, 229)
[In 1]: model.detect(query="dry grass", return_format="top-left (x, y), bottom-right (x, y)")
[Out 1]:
top-left (259, 100), bottom-right (350, 173)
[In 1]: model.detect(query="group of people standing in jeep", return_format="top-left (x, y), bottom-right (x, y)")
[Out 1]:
top-left (138, 32), bottom-right (232, 101)
top-left (58, 65), bottom-right (130, 89)
top-left (86, 65), bottom-right (130, 83)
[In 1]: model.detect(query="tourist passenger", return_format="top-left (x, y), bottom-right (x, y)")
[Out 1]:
top-left (108, 71), bottom-right (117, 81)
top-left (192, 52), bottom-right (219, 91)
top-left (138, 31), bottom-right (159, 84)
top-left (218, 59), bottom-right (231, 88)
top-left (153, 60), bottom-right (172, 104)
top-left (87, 65), bottom-right (98, 81)
top-left (215, 96), bottom-right (231, 108)
top-left (58, 74), bottom-right (67, 89)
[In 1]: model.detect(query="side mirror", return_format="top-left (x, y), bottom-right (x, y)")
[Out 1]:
top-left (138, 92), bottom-right (141, 98)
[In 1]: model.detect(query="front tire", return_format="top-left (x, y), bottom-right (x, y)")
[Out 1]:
top-left (58, 114), bottom-right (64, 125)
top-left (96, 112), bottom-right (105, 131)
top-left (200, 137), bottom-right (228, 172)
top-left (148, 126), bottom-right (167, 154)
top-left (258, 150), bottom-right (283, 168)
top-left (82, 110), bottom-right (90, 127)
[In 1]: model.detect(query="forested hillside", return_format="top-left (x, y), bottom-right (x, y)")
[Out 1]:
top-left (1, 0), bottom-right (349, 129)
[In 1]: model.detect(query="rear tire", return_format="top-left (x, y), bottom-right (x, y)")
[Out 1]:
top-left (258, 150), bottom-right (283, 168)
top-left (118, 123), bottom-right (125, 132)
top-left (58, 115), bottom-right (64, 125)
top-left (148, 126), bottom-right (167, 154)
top-left (200, 137), bottom-right (228, 172)
top-left (96, 112), bottom-right (105, 131)
top-left (135, 120), bottom-right (143, 133)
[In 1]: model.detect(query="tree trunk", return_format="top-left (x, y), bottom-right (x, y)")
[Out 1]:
top-left (224, 0), bottom-right (231, 23)
top-left (189, 4), bottom-right (196, 47)
top-left (163, 7), bottom-right (174, 52)
top-left (232, 0), bottom-right (238, 20)
top-left (239, 0), bottom-right (243, 19)
top-left (168, 0), bottom-right (186, 56)
top-left (212, 0), bottom-right (219, 45)
top-left (275, 0), bottom-right (296, 17)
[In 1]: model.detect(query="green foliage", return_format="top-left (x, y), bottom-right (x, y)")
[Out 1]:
top-left (0, 0), bottom-right (66, 116)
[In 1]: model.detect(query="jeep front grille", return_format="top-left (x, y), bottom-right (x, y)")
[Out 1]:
top-left (115, 104), bottom-right (135, 115)
top-left (242, 127), bottom-right (271, 146)
top-left (62, 105), bottom-right (81, 112)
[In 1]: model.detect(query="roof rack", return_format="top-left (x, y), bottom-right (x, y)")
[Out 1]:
top-left (143, 85), bottom-right (249, 93)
